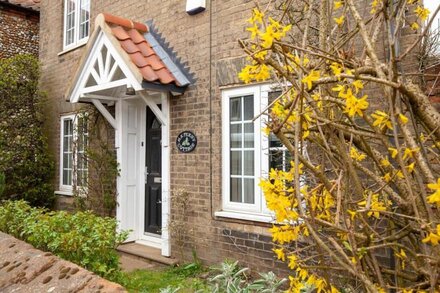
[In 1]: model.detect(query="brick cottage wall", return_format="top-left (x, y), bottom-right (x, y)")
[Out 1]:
top-left (0, 3), bottom-right (39, 58)
top-left (424, 62), bottom-right (440, 112)
top-left (39, 0), bottom-right (422, 276)
top-left (39, 0), bottom-right (290, 275)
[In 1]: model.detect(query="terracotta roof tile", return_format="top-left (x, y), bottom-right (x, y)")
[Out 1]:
top-left (102, 13), bottom-right (178, 86)
top-left (111, 27), bottom-right (131, 41)
top-left (119, 39), bottom-right (141, 54)
top-left (1, 0), bottom-right (40, 11)
top-left (137, 42), bottom-right (156, 58)
top-left (127, 29), bottom-right (146, 44)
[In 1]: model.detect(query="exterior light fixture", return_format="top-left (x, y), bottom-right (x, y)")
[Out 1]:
top-left (186, 0), bottom-right (206, 15)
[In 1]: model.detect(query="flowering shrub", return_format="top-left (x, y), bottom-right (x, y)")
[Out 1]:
top-left (240, 1), bottom-right (440, 292)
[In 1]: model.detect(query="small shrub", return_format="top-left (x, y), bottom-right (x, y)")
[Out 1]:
top-left (0, 200), bottom-right (128, 277)
top-left (209, 261), bottom-right (287, 293)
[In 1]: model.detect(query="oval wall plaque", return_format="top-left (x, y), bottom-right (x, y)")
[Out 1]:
top-left (176, 131), bottom-right (197, 153)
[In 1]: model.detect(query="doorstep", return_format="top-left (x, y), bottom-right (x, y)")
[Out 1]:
top-left (117, 243), bottom-right (179, 267)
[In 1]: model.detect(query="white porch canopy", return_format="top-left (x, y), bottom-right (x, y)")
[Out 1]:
top-left (65, 13), bottom-right (191, 257)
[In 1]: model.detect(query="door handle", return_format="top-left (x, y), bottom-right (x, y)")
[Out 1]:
top-left (157, 199), bottom-right (162, 204)
top-left (144, 166), bottom-right (149, 183)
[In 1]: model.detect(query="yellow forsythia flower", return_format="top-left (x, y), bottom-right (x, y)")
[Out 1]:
top-left (372, 111), bottom-right (392, 130)
top-left (411, 22), bottom-right (419, 30)
top-left (350, 147), bottom-right (366, 161)
top-left (358, 193), bottom-right (390, 219)
top-left (302, 70), bottom-right (320, 90)
top-left (334, 1), bottom-right (343, 10)
top-left (287, 254), bottom-right (297, 269)
top-left (246, 24), bottom-right (259, 40)
top-left (406, 162), bottom-right (415, 173)
top-left (334, 15), bottom-right (345, 26)
top-left (247, 8), bottom-right (264, 24)
top-left (422, 224), bottom-right (440, 246)
top-left (273, 247), bottom-right (286, 261)
top-left (402, 147), bottom-right (419, 160)
top-left (399, 113), bottom-right (409, 124)
top-left (371, 0), bottom-right (379, 14)
top-left (415, 6), bottom-right (430, 21)
top-left (352, 80), bottom-right (364, 93)
top-left (427, 178), bottom-right (440, 208)
top-left (388, 147), bottom-right (398, 158)
top-left (330, 62), bottom-right (343, 76)
top-left (380, 158), bottom-right (391, 167)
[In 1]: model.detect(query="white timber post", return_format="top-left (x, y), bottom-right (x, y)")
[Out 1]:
top-left (160, 92), bottom-right (171, 257)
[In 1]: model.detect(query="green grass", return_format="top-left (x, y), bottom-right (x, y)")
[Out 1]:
top-left (113, 263), bottom-right (209, 293)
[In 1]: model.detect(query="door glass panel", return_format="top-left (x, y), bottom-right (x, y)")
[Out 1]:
top-left (151, 118), bottom-right (161, 129)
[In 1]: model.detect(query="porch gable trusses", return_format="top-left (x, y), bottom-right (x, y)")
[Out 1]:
top-left (65, 13), bottom-right (191, 105)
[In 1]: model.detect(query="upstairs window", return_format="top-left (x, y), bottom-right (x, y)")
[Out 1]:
top-left (63, 0), bottom-right (90, 49)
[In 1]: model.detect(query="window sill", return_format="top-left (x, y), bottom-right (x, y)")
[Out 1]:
top-left (214, 211), bottom-right (274, 223)
top-left (58, 39), bottom-right (88, 56)
top-left (55, 190), bottom-right (73, 196)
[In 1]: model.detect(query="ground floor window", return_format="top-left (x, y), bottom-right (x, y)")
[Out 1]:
top-left (221, 84), bottom-right (289, 219)
top-left (59, 114), bottom-right (88, 192)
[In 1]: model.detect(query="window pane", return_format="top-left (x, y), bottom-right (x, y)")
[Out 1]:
top-left (230, 124), bottom-right (242, 148)
top-left (230, 151), bottom-right (242, 175)
top-left (243, 179), bottom-right (254, 204)
top-left (230, 97), bottom-right (241, 122)
top-left (269, 149), bottom-right (283, 171)
top-left (79, 0), bottom-right (90, 40)
top-left (269, 133), bottom-right (282, 147)
top-left (243, 95), bottom-right (253, 120)
top-left (230, 178), bottom-right (242, 202)
top-left (243, 123), bottom-right (254, 148)
top-left (64, 119), bottom-right (72, 135)
top-left (63, 169), bottom-right (72, 186)
top-left (65, 0), bottom-right (76, 46)
top-left (63, 153), bottom-right (69, 169)
top-left (243, 151), bottom-right (254, 176)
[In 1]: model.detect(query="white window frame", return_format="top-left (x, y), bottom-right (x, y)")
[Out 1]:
top-left (425, 1), bottom-right (440, 33)
top-left (63, 0), bottom-right (90, 50)
top-left (59, 114), bottom-right (88, 194)
top-left (220, 84), bottom-right (275, 220)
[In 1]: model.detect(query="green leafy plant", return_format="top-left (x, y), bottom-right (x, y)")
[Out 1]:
top-left (0, 55), bottom-right (54, 207)
top-left (209, 260), bottom-right (286, 293)
top-left (0, 200), bottom-right (128, 277)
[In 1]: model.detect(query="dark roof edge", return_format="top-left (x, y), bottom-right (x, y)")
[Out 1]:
top-left (145, 20), bottom-right (196, 86)
top-left (141, 80), bottom-right (187, 95)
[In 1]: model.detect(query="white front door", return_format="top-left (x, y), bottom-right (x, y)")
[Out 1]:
top-left (116, 94), bottom-right (171, 256)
